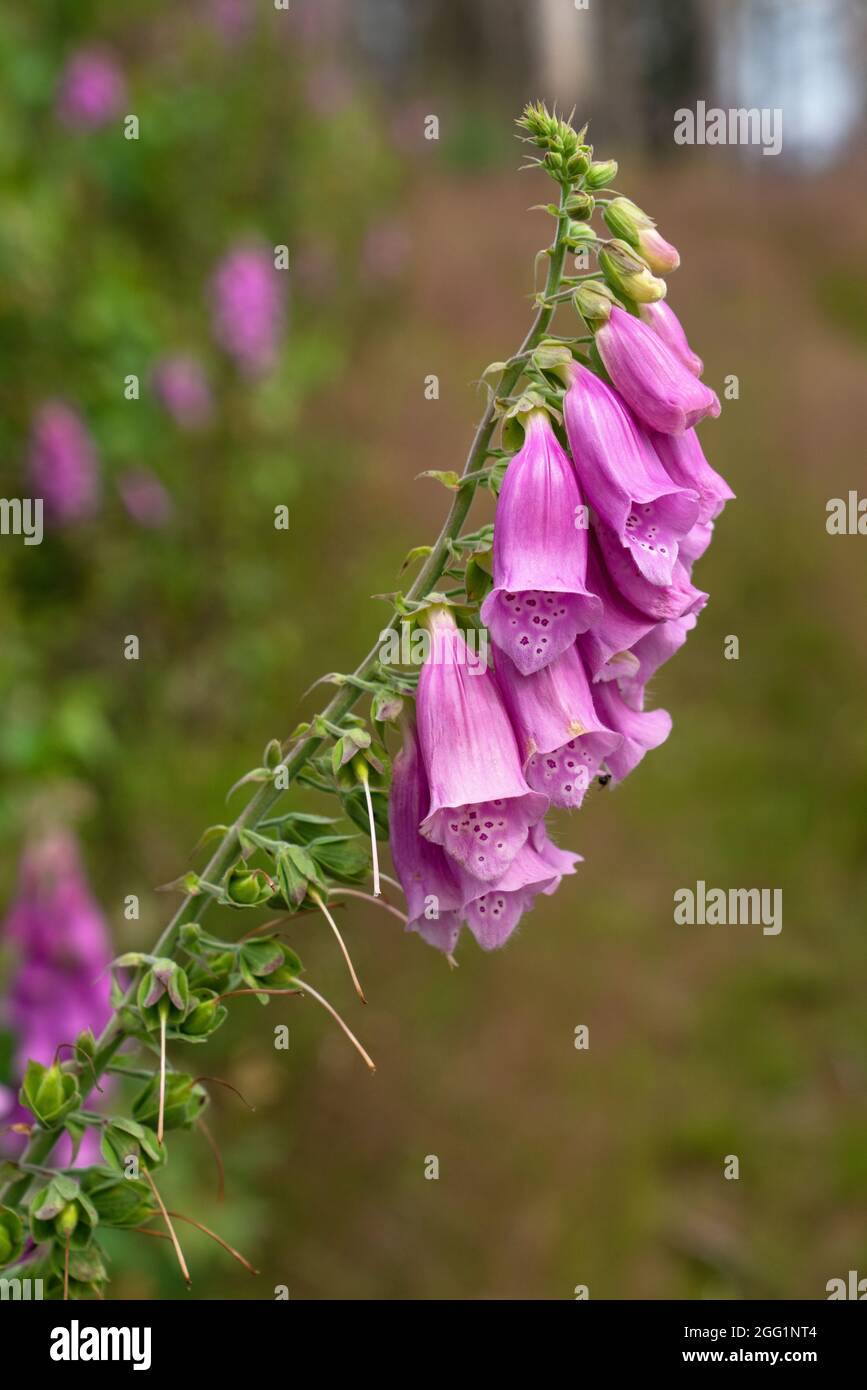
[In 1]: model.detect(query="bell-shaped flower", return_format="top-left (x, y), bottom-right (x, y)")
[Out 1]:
top-left (650, 426), bottom-right (734, 525)
top-left (417, 608), bottom-right (547, 881)
top-left (495, 644), bottom-right (622, 808)
top-left (562, 363), bottom-right (699, 585)
top-left (480, 410), bottom-right (601, 675)
top-left (596, 306), bottom-right (720, 435)
top-left (594, 519), bottom-right (708, 623)
top-left (389, 716), bottom-right (465, 953)
top-left (640, 301), bottom-right (703, 376)
top-left (461, 841), bottom-right (559, 950)
top-left (578, 531), bottom-right (659, 682)
top-left (592, 679), bottom-right (672, 783)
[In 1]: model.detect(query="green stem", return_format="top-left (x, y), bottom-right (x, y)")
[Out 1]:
top-left (0, 184), bottom-right (573, 1201)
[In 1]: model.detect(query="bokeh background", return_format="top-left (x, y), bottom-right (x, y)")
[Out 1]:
top-left (1, 0), bottom-right (866, 1300)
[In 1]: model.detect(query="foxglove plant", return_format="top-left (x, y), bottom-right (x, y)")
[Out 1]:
top-left (0, 105), bottom-right (732, 1298)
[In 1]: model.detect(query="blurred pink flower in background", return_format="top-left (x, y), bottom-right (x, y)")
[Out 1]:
top-left (1, 830), bottom-right (113, 1166)
top-left (359, 218), bottom-right (410, 285)
top-left (56, 47), bottom-right (126, 129)
top-left (27, 401), bottom-right (100, 524)
top-left (152, 354), bottom-right (214, 430)
top-left (118, 468), bottom-right (173, 528)
top-left (210, 243), bottom-right (285, 376)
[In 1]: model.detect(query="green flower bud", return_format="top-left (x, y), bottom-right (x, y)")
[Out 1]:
top-left (585, 159), bottom-right (618, 190)
top-left (86, 1178), bottom-right (155, 1229)
top-left (181, 991), bottom-right (223, 1037)
top-left (226, 868), bottom-right (265, 904)
top-left (599, 239), bottom-right (667, 303)
top-left (566, 221), bottom-right (598, 250)
top-left (573, 278), bottom-right (616, 328)
top-left (565, 148), bottom-right (590, 178)
top-left (55, 1202), bottom-right (79, 1239)
top-left (602, 196), bottom-right (651, 245)
top-left (19, 1059), bottom-right (79, 1127)
top-left (565, 191), bottom-right (595, 220)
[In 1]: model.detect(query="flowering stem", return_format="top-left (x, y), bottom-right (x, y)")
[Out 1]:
top-left (0, 183), bottom-right (573, 1198)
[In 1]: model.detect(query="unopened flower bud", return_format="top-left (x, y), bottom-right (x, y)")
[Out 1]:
top-left (603, 199), bottom-right (681, 274)
top-left (182, 992), bottom-right (221, 1036)
top-left (226, 867), bottom-right (271, 905)
top-left (585, 159), bottom-right (618, 190)
top-left (55, 1202), bottom-right (79, 1239)
top-left (565, 191), bottom-right (595, 220)
top-left (602, 196), bottom-right (650, 242)
top-left (599, 239), bottom-right (667, 303)
top-left (573, 279), bottom-right (616, 328)
top-left (635, 225), bottom-right (680, 274)
top-left (566, 221), bottom-right (597, 250)
top-left (566, 148), bottom-right (590, 178)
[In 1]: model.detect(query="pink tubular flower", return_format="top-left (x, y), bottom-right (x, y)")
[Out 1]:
top-left (640, 301), bottom-right (703, 376)
top-left (389, 717), bottom-right (465, 954)
top-left (596, 306), bottom-right (721, 435)
top-left (56, 48), bottom-right (126, 129)
top-left (591, 679), bottom-right (672, 783)
top-left (118, 469), bottom-right (173, 528)
top-left (27, 401), bottom-right (100, 524)
top-left (594, 520), bottom-right (708, 624)
top-left (495, 644), bottom-right (621, 809)
top-left (480, 410), bottom-right (601, 675)
top-left (649, 426), bottom-right (735, 526)
top-left (562, 364), bottom-right (699, 585)
top-left (152, 354), bottom-right (213, 430)
top-left (211, 243), bottom-right (284, 376)
top-left (416, 608), bottom-right (547, 882)
top-left (389, 716), bottom-right (576, 953)
top-left (577, 532), bottom-right (658, 683)
top-left (460, 840), bottom-right (563, 950)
